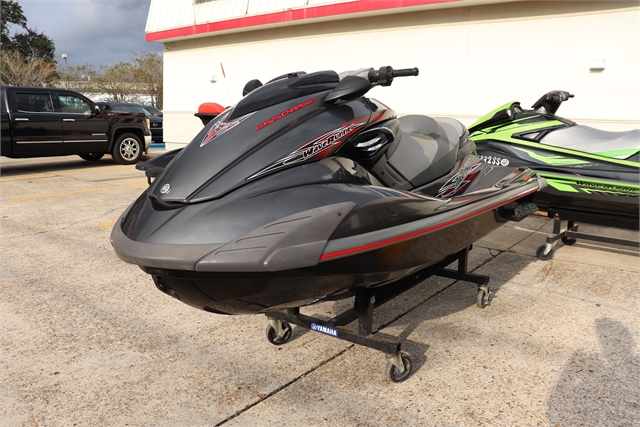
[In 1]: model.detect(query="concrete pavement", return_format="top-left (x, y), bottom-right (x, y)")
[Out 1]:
top-left (1, 154), bottom-right (638, 426)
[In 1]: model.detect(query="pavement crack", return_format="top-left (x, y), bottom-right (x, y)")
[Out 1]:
top-left (214, 345), bottom-right (355, 426)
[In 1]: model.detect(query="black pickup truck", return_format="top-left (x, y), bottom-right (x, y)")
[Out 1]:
top-left (1, 85), bottom-right (151, 165)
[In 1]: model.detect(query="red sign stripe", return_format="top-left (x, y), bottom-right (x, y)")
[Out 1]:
top-left (147, 0), bottom-right (458, 42)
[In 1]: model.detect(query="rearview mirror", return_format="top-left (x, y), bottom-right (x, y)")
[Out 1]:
top-left (324, 76), bottom-right (371, 103)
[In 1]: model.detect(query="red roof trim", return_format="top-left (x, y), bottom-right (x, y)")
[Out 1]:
top-left (147, 0), bottom-right (458, 42)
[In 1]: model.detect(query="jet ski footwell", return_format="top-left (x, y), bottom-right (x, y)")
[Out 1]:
top-left (263, 245), bottom-right (488, 383)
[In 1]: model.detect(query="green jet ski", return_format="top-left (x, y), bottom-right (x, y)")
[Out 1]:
top-left (468, 90), bottom-right (639, 259)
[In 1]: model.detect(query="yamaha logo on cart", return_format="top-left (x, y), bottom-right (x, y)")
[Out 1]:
top-left (310, 322), bottom-right (338, 337)
top-left (160, 184), bottom-right (171, 194)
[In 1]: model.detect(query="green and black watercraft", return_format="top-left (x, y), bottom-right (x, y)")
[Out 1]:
top-left (468, 90), bottom-right (639, 258)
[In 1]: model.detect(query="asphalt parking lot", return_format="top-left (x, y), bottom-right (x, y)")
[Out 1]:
top-left (1, 152), bottom-right (639, 427)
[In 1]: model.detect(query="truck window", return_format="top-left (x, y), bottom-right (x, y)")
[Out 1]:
top-left (58, 94), bottom-right (91, 114)
top-left (15, 93), bottom-right (54, 113)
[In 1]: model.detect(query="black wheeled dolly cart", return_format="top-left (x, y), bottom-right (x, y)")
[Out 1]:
top-left (536, 208), bottom-right (640, 260)
top-left (264, 245), bottom-right (490, 382)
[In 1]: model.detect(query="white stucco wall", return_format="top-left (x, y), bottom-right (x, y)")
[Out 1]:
top-left (156, 1), bottom-right (640, 149)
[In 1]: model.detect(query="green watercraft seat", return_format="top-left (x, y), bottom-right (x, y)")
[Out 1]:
top-left (542, 126), bottom-right (640, 159)
top-left (384, 115), bottom-right (469, 187)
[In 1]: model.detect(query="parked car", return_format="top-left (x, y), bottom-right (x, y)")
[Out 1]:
top-left (1, 86), bottom-right (151, 164)
top-left (143, 105), bottom-right (162, 117)
top-left (97, 101), bottom-right (163, 143)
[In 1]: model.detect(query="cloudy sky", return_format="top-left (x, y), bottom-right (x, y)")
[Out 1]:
top-left (16, 0), bottom-right (163, 68)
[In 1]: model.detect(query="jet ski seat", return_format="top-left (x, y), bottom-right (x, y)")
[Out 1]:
top-left (541, 126), bottom-right (640, 159)
top-left (374, 115), bottom-right (470, 189)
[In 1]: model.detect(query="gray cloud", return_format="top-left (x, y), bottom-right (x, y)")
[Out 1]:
top-left (17, 0), bottom-right (163, 68)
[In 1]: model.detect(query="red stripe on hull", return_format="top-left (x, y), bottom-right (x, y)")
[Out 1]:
top-left (320, 187), bottom-right (539, 261)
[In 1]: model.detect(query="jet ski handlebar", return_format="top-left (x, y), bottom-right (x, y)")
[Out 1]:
top-left (548, 90), bottom-right (574, 103)
top-left (368, 66), bottom-right (419, 86)
top-left (531, 90), bottom-right (574, 115)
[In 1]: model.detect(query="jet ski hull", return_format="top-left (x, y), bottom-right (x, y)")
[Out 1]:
top-left (530, 172), bottom-right (639, 229)
top-left (111, 68), bottom-right (546, 317)
top-left (470, 92), bottom-right (639, 230)
top-left (144, 208), bottom-right (509, 314)
top-left (113, 177), bottom-right (541, 315)
top-left (475, 141), bottom-right (639, 228)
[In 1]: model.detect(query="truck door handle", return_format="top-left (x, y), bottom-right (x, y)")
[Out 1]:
top-left (63, 118), bottom-right (75, 122)
top-left (15, 118), bottom-right (29, 121)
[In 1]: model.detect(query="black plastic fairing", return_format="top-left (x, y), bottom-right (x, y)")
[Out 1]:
top-left (467, 104), bottom-right (517, 134)
top-left (242, 79), bottom-right (263, 96)
top-left (325, 76), bottom-right (372, 102)
top-left (124, 157), bottom-right (380, 244)
top-left (151, 95), bottom-right (372, 204)
top-left (230, 70), bottom-right (339, 120)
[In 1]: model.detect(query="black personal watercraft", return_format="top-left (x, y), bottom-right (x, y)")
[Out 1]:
top-left (469, 90), bottom-right (639, 230)
top-left (111, 66), bottom-right (545, 316)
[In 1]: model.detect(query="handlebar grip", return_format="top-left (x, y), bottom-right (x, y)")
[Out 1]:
top-left (393, 68), bottom-right (419, 77)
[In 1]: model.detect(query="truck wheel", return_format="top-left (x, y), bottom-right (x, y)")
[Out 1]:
top-left (112, 133), bottom-right (143, 165)
top-left (79, 153), bottom-right (104, 161)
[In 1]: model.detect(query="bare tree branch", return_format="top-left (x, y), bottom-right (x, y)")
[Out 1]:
top-left (131, 52), bottom-right (163, 109)
top-left (0, 49), bottom-right (57, 86)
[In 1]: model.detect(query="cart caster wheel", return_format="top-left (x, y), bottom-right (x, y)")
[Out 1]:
top-left (477, 288), bottom-right (490, 309)
top-left (561, 236), bottom-right (577, 246)
top-left (266, 321), bottom-right (293, 345)
top-left (386, 351), bottom-right (412, 383)
top-left (536, 245), bottom-right (554, 261)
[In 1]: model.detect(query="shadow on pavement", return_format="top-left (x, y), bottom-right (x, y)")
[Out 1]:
top-left (547, 318), bottom-right (640, 427)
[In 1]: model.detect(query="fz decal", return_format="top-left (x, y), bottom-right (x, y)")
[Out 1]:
top-left (200, 111), bottom-right (254, 147)
top-left (248, 120), bottom-right (366, 180)
top-left (436, 159), bottom-right (482, 198)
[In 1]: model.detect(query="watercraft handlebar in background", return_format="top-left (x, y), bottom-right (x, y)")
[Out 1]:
top-left (531, 89), bottom-right (574, 115)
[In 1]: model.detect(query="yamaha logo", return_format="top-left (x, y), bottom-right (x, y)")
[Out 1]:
top-left (310, 322), bottom-right (338, 337)
top-left (160, 183), bottom-right (171, 194)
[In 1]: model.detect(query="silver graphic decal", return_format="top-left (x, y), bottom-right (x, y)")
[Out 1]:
top-left (248, 121), bottom-right (366, 180)
top-left (435, 159), bottom-right (481, 198)
top-left (200, 111), bottom-right (254, 147)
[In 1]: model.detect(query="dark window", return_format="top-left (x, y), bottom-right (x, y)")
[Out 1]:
top-left (15, 93), bottom-right (54, 113)
top-left (143, 106), bottom-right (161, 115)
top-left (58, 94), bottom-right (91, 114)
top-left (112, 104), bottom-right (149, 115)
